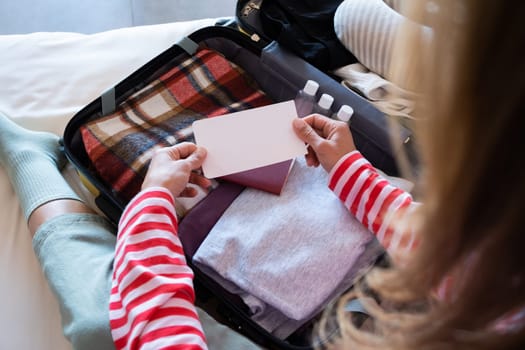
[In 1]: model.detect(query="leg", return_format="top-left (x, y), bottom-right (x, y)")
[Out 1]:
top-left (0, 112), bottom-right (115, 349)
top-left (333, 0), bottom-right (431, 82)
top-left (28, 199), bottom-right (95, 237)
top-left (33, 211), bottom-right (116, 350)
top-left (0, 111), bottom-right (82, 221)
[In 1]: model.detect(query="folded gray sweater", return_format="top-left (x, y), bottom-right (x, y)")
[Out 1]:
top-left (193, 157), bottom-right (383, 338)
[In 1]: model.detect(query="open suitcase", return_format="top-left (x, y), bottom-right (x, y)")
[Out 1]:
top-left (63, 15), bottom-right (412, 350)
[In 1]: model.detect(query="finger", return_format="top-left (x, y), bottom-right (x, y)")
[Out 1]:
top-left (184, 146), bottom-right (207, 169)
top-left (304, 114), bottom-right (337, 136)
top-left (167, 142), bottom-right (198, 160)
top-left (179, 186), bottom-right (198, 198)
top-left (292, 118), bottom-right (324, 147)
top-left (305, 146), bottom-right (320, 167)
top-left (189, 172), bottom-right (213, 189)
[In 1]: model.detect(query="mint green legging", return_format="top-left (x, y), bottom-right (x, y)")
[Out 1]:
top-left (32, 212), bottom-right (261, 350)
top-left (33, 213), bottom-right (116, 350)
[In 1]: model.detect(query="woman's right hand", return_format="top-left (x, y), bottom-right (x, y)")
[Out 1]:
top-left (292, 114), bottom-right (356, 172)
top-left (142, 142), bottom-right (211, 199)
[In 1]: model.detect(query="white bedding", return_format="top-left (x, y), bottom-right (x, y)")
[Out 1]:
top-left (0, 18), bottom-right (217, 349)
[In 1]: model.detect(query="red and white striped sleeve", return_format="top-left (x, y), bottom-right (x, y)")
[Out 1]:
top-left (109, 187), bottom-right (207, 350)
top-left (328, 151), bottom-right (420, 255)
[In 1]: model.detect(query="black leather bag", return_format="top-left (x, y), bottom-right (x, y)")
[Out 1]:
top-left (237, 0), bottom-right (356, 70)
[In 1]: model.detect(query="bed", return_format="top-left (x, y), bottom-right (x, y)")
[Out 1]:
top-left (0, 11), bottom-right (416, 348)
top-left (0, 18), bottom-right (263, 350)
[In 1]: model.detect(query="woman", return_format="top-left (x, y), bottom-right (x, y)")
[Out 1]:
top-left (293, 0), bottom-right (525, 348)
top-left (1, 1), bottom-right (523, 350)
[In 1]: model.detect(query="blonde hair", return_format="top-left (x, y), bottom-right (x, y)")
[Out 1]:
top-left (322, 1), bottom-right (525, 349)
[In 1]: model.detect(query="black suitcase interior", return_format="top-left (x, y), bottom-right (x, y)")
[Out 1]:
top-left (63, 22), bottom-right (412, 350)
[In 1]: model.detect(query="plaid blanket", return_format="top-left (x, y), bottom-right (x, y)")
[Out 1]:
top-left (81, 48), bottom-right (273, 207)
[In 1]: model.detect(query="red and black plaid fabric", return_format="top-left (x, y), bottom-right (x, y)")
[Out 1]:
top-left (81, 48), bottom-right (273, 203)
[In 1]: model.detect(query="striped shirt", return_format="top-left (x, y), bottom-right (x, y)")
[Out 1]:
top-left (328, 151), bottom-right (418, 258)
top-left (110, 187), bottom-right (207, 350)
top-left (108, 151), bottom-right (416, 349)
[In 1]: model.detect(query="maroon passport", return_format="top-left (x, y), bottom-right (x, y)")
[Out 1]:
top-left (220, 159), bottom-right (295, 195)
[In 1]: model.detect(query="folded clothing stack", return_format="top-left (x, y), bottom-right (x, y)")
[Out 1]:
top-left (193, 157), bottom-right (384, 338)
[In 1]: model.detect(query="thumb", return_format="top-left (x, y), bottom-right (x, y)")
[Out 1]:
top-left (293, 118), bottom-right (322, 147)
top-left (184, 146), bottom-right (207, 169)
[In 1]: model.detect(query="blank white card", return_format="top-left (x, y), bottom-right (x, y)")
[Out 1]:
top-left (192, 100), bottom-right (307, 178)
